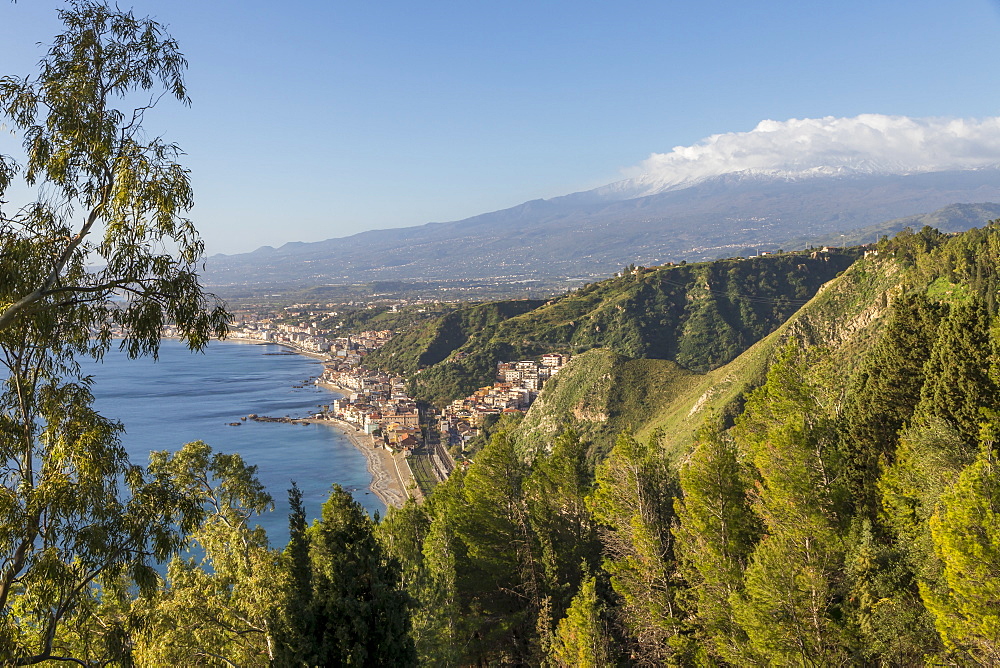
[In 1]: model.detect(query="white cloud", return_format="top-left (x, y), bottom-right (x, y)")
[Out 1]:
top-left (611, 114), bottom-right (1000, 197)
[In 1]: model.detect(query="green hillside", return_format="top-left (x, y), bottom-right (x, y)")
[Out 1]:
top-left (366, 299), bottom-right (546, 375)
top-left (514, 225), bottom-right (997, 461)
top-left (367, 250), bottom-right (859, 405)
top-left (514, 350), bottom-right (700, 461)
top-left (375, 222), bottom-right (1000, 666)
top-left (513, 243), bottom-right (903, 458)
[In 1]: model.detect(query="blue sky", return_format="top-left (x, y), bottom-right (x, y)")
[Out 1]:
top-left (3, 1), bottom-right (1000, 254)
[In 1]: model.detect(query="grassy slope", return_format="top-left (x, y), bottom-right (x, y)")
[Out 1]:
top-left (513, 252), bottom-right (905, 460)
top-left (514, 350), bottom-right (702, 462)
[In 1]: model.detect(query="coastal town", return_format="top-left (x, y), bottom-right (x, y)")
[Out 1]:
top-left (166, 306), bottom-right (570, 507)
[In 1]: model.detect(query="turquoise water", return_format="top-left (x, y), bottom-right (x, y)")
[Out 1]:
top-left (83, 339), bottom-right (385, 548)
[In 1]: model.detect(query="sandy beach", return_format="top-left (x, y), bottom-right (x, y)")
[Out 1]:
top-left (310, 382), bottom-right (417, 506)
top-left (310, 419), bottom-right (415, 508)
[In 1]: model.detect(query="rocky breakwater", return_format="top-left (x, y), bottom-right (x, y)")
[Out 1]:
top-left (245, 413), bottom-right (310, 425)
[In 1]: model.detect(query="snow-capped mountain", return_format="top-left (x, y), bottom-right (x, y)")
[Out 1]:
top-left (589, 115), bottom-right (1000, 201)
top-left (205, 115), bottom-right (1000, 288)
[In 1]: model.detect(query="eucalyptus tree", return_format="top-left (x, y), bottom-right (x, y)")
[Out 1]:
top-left (0, 1), bottom-right (227, 662)
top-left (134, 442), bottom-right (281, 665)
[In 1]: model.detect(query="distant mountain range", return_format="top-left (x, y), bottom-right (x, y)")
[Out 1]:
top-left (203, 168), bottom-right (1000, 289)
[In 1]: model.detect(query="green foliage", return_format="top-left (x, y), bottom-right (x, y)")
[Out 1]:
top-left (274, 485), bottom-right (416, 667)
top-left (839, 293), bottom-right (945, 517)
top-left (880, 419), bottom-right (976, 584)
top-left (673, 425), bottom-right (759, 663)
top-left (926, 276), bottom-right (973, 303)
top-left (407, 346), bottom-right (499, 408)
top-left (916, 297), bottom-right (1000, 444)
top-left (377, 223), bottom-right (1000, 665)
top-left (515, 349), bottom-right (700, 459)
top-left (0, 5), bottom-right (229, 661)
top-left (729, 344), bottom-right (851, 664)
top-left (0, 0), bottom-right (228, 349)
top-left (318, 301), bottom-right (456, 336)
top-left (368, 299), bottom-right (545, 377)
top-left (411, 515), bottom-right (463, 667)
top-left (549, 575), bottom-right (613, 668)
top-left (525, 430), bottom-right (601, 620)
top-left (924, 439), bottom-right (1000, 663)
top-left (10, 42), bottom-right (1000, 662)
top-left (370, 253), bottom-right (855, 406)
top-left (843, 518), bottom-right (940, 664)
top-left (375, 428), bottom-right (602, 667)
top-left (451, 430), bottom-right (544, 662)
top-left (133, 441), bottom-right (281, 665)
top-left (588, 433), bottom-right (692, 663)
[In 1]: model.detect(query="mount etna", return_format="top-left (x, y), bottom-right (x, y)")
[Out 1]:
top-left (204, 168), bottom-right (1000, 289)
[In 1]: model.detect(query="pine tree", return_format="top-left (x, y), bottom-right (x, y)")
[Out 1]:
top-left (525, 428), bottom-right (600, 623)
top-left (587, 433), bottom-right (691, 663)
top-left (273, 486), bottom-right (416, 667)
top-left (549, 575), bottom-right (613, 668)
top-left (923, 439), bottom-right (1000, 663)
top-left (729, 343), bottom-right (851, 665)
top-left (413, 517), bottom-right (463, 667)
top-left (377, 472), bottom-right (467, 667)
top-left (673, 424), bottom-right (759, 663)
top-left (451, 429), bottom-right (542, 664)
top-left (878, 418), bottom-right (972, 585)
top-left (839, 294), bottom-right (944, 517)
top-left (273, 483), bottom-right (313, 665)
top-left (917, 297), bottom-right (999, 445)
top-left (842, 517), bottom-right (941, 664)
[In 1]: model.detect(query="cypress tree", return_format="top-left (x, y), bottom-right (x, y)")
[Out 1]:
top-left (917, 297), bottom-right (999, 445)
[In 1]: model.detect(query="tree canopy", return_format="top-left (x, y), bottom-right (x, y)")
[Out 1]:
top-left (0, 2), bottom-right (227, 662)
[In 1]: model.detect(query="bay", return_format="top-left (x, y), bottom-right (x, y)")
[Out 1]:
top-left (82, 338), bottom-right (386, 548)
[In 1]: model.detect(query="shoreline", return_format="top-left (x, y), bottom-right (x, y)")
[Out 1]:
top-left (307, 418), bottom-right (413, 509)
top-left (219, 336), bottom-right (332, 361)
top-left (211, 337), bottom-right (412, 510)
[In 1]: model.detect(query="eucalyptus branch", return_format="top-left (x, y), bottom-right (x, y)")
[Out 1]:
top-left (12, 653), bottom-right (88, 667)
top-left (0, 195), bottom-right (108, 332)
top-left (193, 651), bottom-right (239, 668)
top-left (40, 279), bottom-right (131, 296)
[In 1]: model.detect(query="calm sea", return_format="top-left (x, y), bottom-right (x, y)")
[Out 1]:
top-left (82, 338), bottom-right (385, 548)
